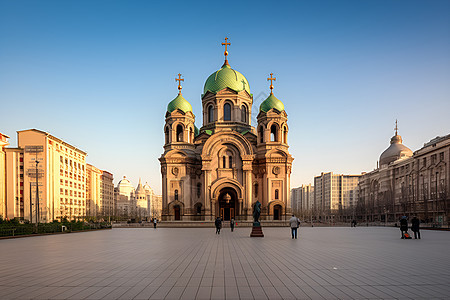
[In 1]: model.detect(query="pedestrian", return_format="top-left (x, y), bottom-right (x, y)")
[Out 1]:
top-left (399, 216), bottom-right (408, 239)
top-left (153, 218), bottom-right (157, 229)
top-left (289, 214), bottom-right (300, 239)
top-left (411, 216), bottom-right (421, 239)
top-left (215, 217), bottom-right (222, 234)
top-left (230, 218), bottom-right (235, 232)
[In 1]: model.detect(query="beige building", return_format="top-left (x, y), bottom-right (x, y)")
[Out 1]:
top-left (4, 129), bottom-right (87, 222)
top-left (291, 184), bottom-right (314, 216)
top-left (0, 133), bottom-right (9, 219)
top-left (358, 129), bottom-right (450, 225)
top-left (160, 41), bottom-right (293, 221)
top-left (86, 164), bottom-right (114, 218)
top-left (314, 172), bottom-right (361, 220)
top-left (100, 171), bottom-right (114, 218)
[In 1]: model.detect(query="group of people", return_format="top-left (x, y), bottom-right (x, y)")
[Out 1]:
top-left (214, 217), bottom-right (235, 234)
top-left (400, 215), bottom-right (421, 239)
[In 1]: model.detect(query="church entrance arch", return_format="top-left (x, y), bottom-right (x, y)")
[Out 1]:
top-left (273, 204), bottom-right (282, 220)
top-left (218, 188), bottom-right (238, 221)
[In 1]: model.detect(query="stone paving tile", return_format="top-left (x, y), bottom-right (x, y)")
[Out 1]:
top-left (1, 227), bottom-right (450, 299)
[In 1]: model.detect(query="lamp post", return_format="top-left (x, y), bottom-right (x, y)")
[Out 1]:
top-left (35, 159), bottom-right (40, 225)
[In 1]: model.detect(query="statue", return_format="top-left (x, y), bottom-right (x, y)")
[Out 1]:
top-left (253, 200), bottom-right (261, 224)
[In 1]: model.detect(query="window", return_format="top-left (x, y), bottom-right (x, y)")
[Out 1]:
top-left (190, 127), bottom-right (194, 143)
top-left (208, 105), bottom-right (214, 123)
top-left (254, 183), bottom-right (258, 197)
top-left (283, 126), bottom-right (287, 143)
top-left (223, 156), bottom-right (226, 168)
top-left (271, 124), bottom-right (278, 142)
top-left (440, 152), bottom-right (444, 162)
top-left (241, 105), bottom-right (247, 123)
top-left (174, 190), bottom-right (178, 201)
top-left (176, 125), bottom-right (183, 142)
top-left (229, 156), bottom-right (233, 168)
top-left (165, 127), bottom-right (169, 144)
top-left (275, 189), bottom-right (279, 200)
top-left (224, 103), bottom-right (231, 121)
top-left (259, 126), bottom-right (264, 143)
top-left (197, 183), bottom-right (201, 198)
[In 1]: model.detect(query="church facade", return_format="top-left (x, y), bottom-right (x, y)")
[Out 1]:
top-left (159, 40), bottom-right (293, 221)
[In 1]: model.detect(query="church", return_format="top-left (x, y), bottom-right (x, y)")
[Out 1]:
top-left (159, 39), bottom-right (294, 221)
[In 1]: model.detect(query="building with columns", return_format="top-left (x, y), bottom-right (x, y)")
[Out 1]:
top-left (358, 126), bottom-right (450, 225)
top-left (159, 39), bottom-right (293, 221)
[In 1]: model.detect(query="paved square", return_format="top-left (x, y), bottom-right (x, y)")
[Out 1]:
top-left (0, 227), bottom-right (449, 299)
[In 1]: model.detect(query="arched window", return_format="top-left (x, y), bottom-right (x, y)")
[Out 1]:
top-left (165, 126), bottom-right (169, 144)
top-left (259, 126), bottom-right (264, 143)
top-left (197, 183), bottom-right (201, 198)
top-left (270, 124), bottom-right (278, 142)
top-left (208, 105), bottom-right (214, 123)
top-left (224, 103), bottom-right (231, 121)
top-left (229, 156), bottom-right (232, 168)
top-left (283, 126), bottom-right (287, 143)
top-left (223, 156), bottom-right (226, 168)
top-left (174, 189), bottom-right (178, 201)
top-left (241, 105), bottom-right (247, 123)
top-left (275, 189), bottom-right (279, 200)
top-left (190, 127), bottom-right (194, 143)
top-left (176, 125), bottom-right (183, 142)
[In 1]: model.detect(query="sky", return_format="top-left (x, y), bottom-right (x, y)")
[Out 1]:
top-left (1, 0), bottom-right (449, 193)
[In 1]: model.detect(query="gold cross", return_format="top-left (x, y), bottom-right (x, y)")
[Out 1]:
top-left (267, 73), bottom-right (276, 94)
top-left (175, 73), bottom-right (184, 94)
top-left (222, 37), bottom-right (231, 60)
top-left (395, 119), bottom-right (398, 135)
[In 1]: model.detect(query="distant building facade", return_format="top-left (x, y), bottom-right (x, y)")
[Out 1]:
top-left (114, 176), bottom-right (159, 220)
top-left (290, 184), bottom-right (314, 216)
top-left (358, 130), bottom-right (450, 225)
top-left (86, 164), bottom-right (114, 218)
top-left (314, 172), bottom-right (361, 220)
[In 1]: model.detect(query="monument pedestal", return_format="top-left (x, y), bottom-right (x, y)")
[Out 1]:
top-left (250, 222), bottom-right (264, 237)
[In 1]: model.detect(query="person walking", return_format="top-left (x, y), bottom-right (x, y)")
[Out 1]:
top-left (399, 216), bottom-right (408, 239)
top-left (215, 217), bottom-right (222, 234)
top-left (411, 216), bottom-right (421, 239)
top-left (289, 214), bottom-right (300, 239)
top-left (153, 218), bottom-right (157, 229)
top-left (230, 218), bottom-right (235, 232)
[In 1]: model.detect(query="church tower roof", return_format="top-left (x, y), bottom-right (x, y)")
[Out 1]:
top-left (259, 73), bottom-right (285, 112)
top-left (203, 38), bottom-right (251, 95)
top-left (167, 73), bottom-right (193, 113)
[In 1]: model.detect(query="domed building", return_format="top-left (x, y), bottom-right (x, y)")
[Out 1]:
top-left (379, 129), bottom-right (413, 167)
top-left (159, 39), bottom-right (294, 221)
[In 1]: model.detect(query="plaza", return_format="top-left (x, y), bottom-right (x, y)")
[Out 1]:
top-left (0, 227), bottom-right (449, 300)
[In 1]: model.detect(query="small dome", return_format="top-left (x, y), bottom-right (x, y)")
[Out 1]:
top-left (167, 94), bottom-right (193, 113)
top-left (379, 134), bottom-right (413, 166)
top-left (203, 63), bottom-right (250, 95)
top-left (260, 93), bottom-right (285, 113)
top-left (118, 176), bottom-right (132, 188)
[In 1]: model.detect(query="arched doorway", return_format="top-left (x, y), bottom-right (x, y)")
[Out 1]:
top-left (273, 204), bottom-right (282, 220)
top-left (174, 205), bottom-right (181, 220)
top-left (218, 188), bottom-right (238, 221)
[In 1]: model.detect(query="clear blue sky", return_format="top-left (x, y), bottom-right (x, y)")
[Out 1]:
top-left (1, 0), bottom-right (449, 193)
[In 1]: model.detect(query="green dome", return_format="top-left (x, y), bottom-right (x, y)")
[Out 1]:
top-left (167, 94), bottom-right (193, 113)
top-left (203, 63), bottom-right (251, 95)
top-left (259, 93), bottom-right (285, 113)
